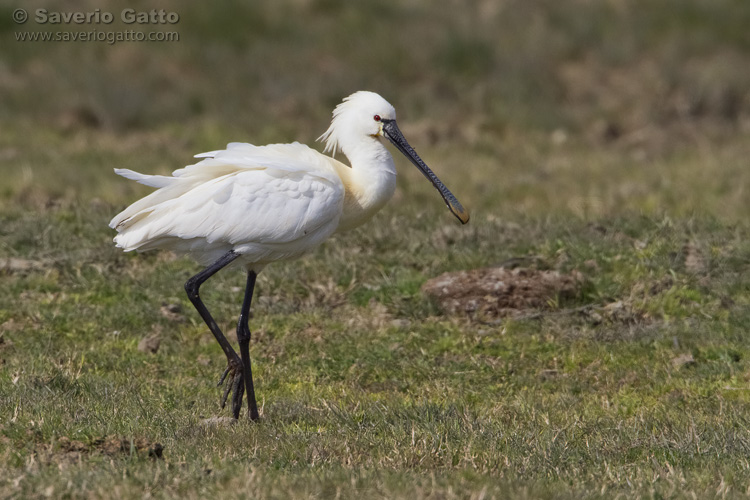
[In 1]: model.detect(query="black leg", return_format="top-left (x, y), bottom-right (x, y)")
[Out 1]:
top-left (185, 250), bottom-right (245, 419)
top-left (237, 271), bottom-right (260, 421)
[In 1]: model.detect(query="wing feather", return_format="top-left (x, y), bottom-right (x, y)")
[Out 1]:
top-left (110, 143), bottom-right (345, 265)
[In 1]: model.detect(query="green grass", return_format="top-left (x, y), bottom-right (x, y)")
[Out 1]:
top-left (2, 0), bottom-right (750, 498)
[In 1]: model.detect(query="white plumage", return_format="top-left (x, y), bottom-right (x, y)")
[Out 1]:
top-left (111, 142), bottom-right (347, 270)
top-left (109, 91), bottom-right (468, 420)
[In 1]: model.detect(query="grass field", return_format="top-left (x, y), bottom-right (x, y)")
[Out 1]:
top-left (2, 0), bottom-right (750, 498)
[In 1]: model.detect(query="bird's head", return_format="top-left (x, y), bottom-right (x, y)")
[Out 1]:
top-left (318, 91), bottom-right (397, 156)
top-left (319, 91), bottom-right (469, 225)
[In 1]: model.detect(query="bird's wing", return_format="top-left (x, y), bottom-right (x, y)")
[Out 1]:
top-left (113, 168), bottom-right (174, 188)
top-left (110, 143), bottom-right (345, 252)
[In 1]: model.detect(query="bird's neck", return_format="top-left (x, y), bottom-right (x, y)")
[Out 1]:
top-left (334, 137), bottom-right (397, 232)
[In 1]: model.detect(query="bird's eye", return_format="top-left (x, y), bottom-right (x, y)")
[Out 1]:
top-left (373, 115), bottom-right (381, 122)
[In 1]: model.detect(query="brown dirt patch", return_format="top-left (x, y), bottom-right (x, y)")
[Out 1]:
top-left (160, 303), bottom-right (185, 322)
top-left (0, 257), bottom-right (49, 274)
top-left (36, 435), bottom-right (163, 466)
top-left (682, 241), bottom-right (707, 273)
top-left (580, 300), bottom-right (649, 328)
top-left (421, 267), bottom-right (583, 318)
top-left (138, 333), bottom-right (161, 354)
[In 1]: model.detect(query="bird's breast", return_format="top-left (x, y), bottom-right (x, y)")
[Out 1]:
top-left (336, 167), bottom-right (397, 232)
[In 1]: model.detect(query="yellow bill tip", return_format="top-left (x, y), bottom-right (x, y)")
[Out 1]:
top-left (450, 203), bottom-right (470, 224)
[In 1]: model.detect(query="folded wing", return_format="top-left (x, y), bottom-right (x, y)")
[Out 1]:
top-left (110, 143), bottom-right (345, 265)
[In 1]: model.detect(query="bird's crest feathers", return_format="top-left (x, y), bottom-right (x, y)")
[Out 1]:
top-left (318, 91), bottom-right (396, 157)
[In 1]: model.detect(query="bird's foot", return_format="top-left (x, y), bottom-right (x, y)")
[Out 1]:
top-left (217, 358), bottom-right (244, 419)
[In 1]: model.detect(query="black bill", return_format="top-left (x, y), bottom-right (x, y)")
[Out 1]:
top-left (382, 119), bottom-right (469, 224)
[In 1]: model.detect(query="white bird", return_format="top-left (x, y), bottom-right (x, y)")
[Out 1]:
top-left (110, 91), bottom-right (469, 420)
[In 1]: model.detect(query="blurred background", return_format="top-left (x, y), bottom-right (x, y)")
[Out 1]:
top-left (2, 0), bottom-right (749, 220)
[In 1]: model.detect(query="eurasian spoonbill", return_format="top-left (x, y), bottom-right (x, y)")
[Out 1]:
top-left (110, 91), bottom-right (469, 420)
